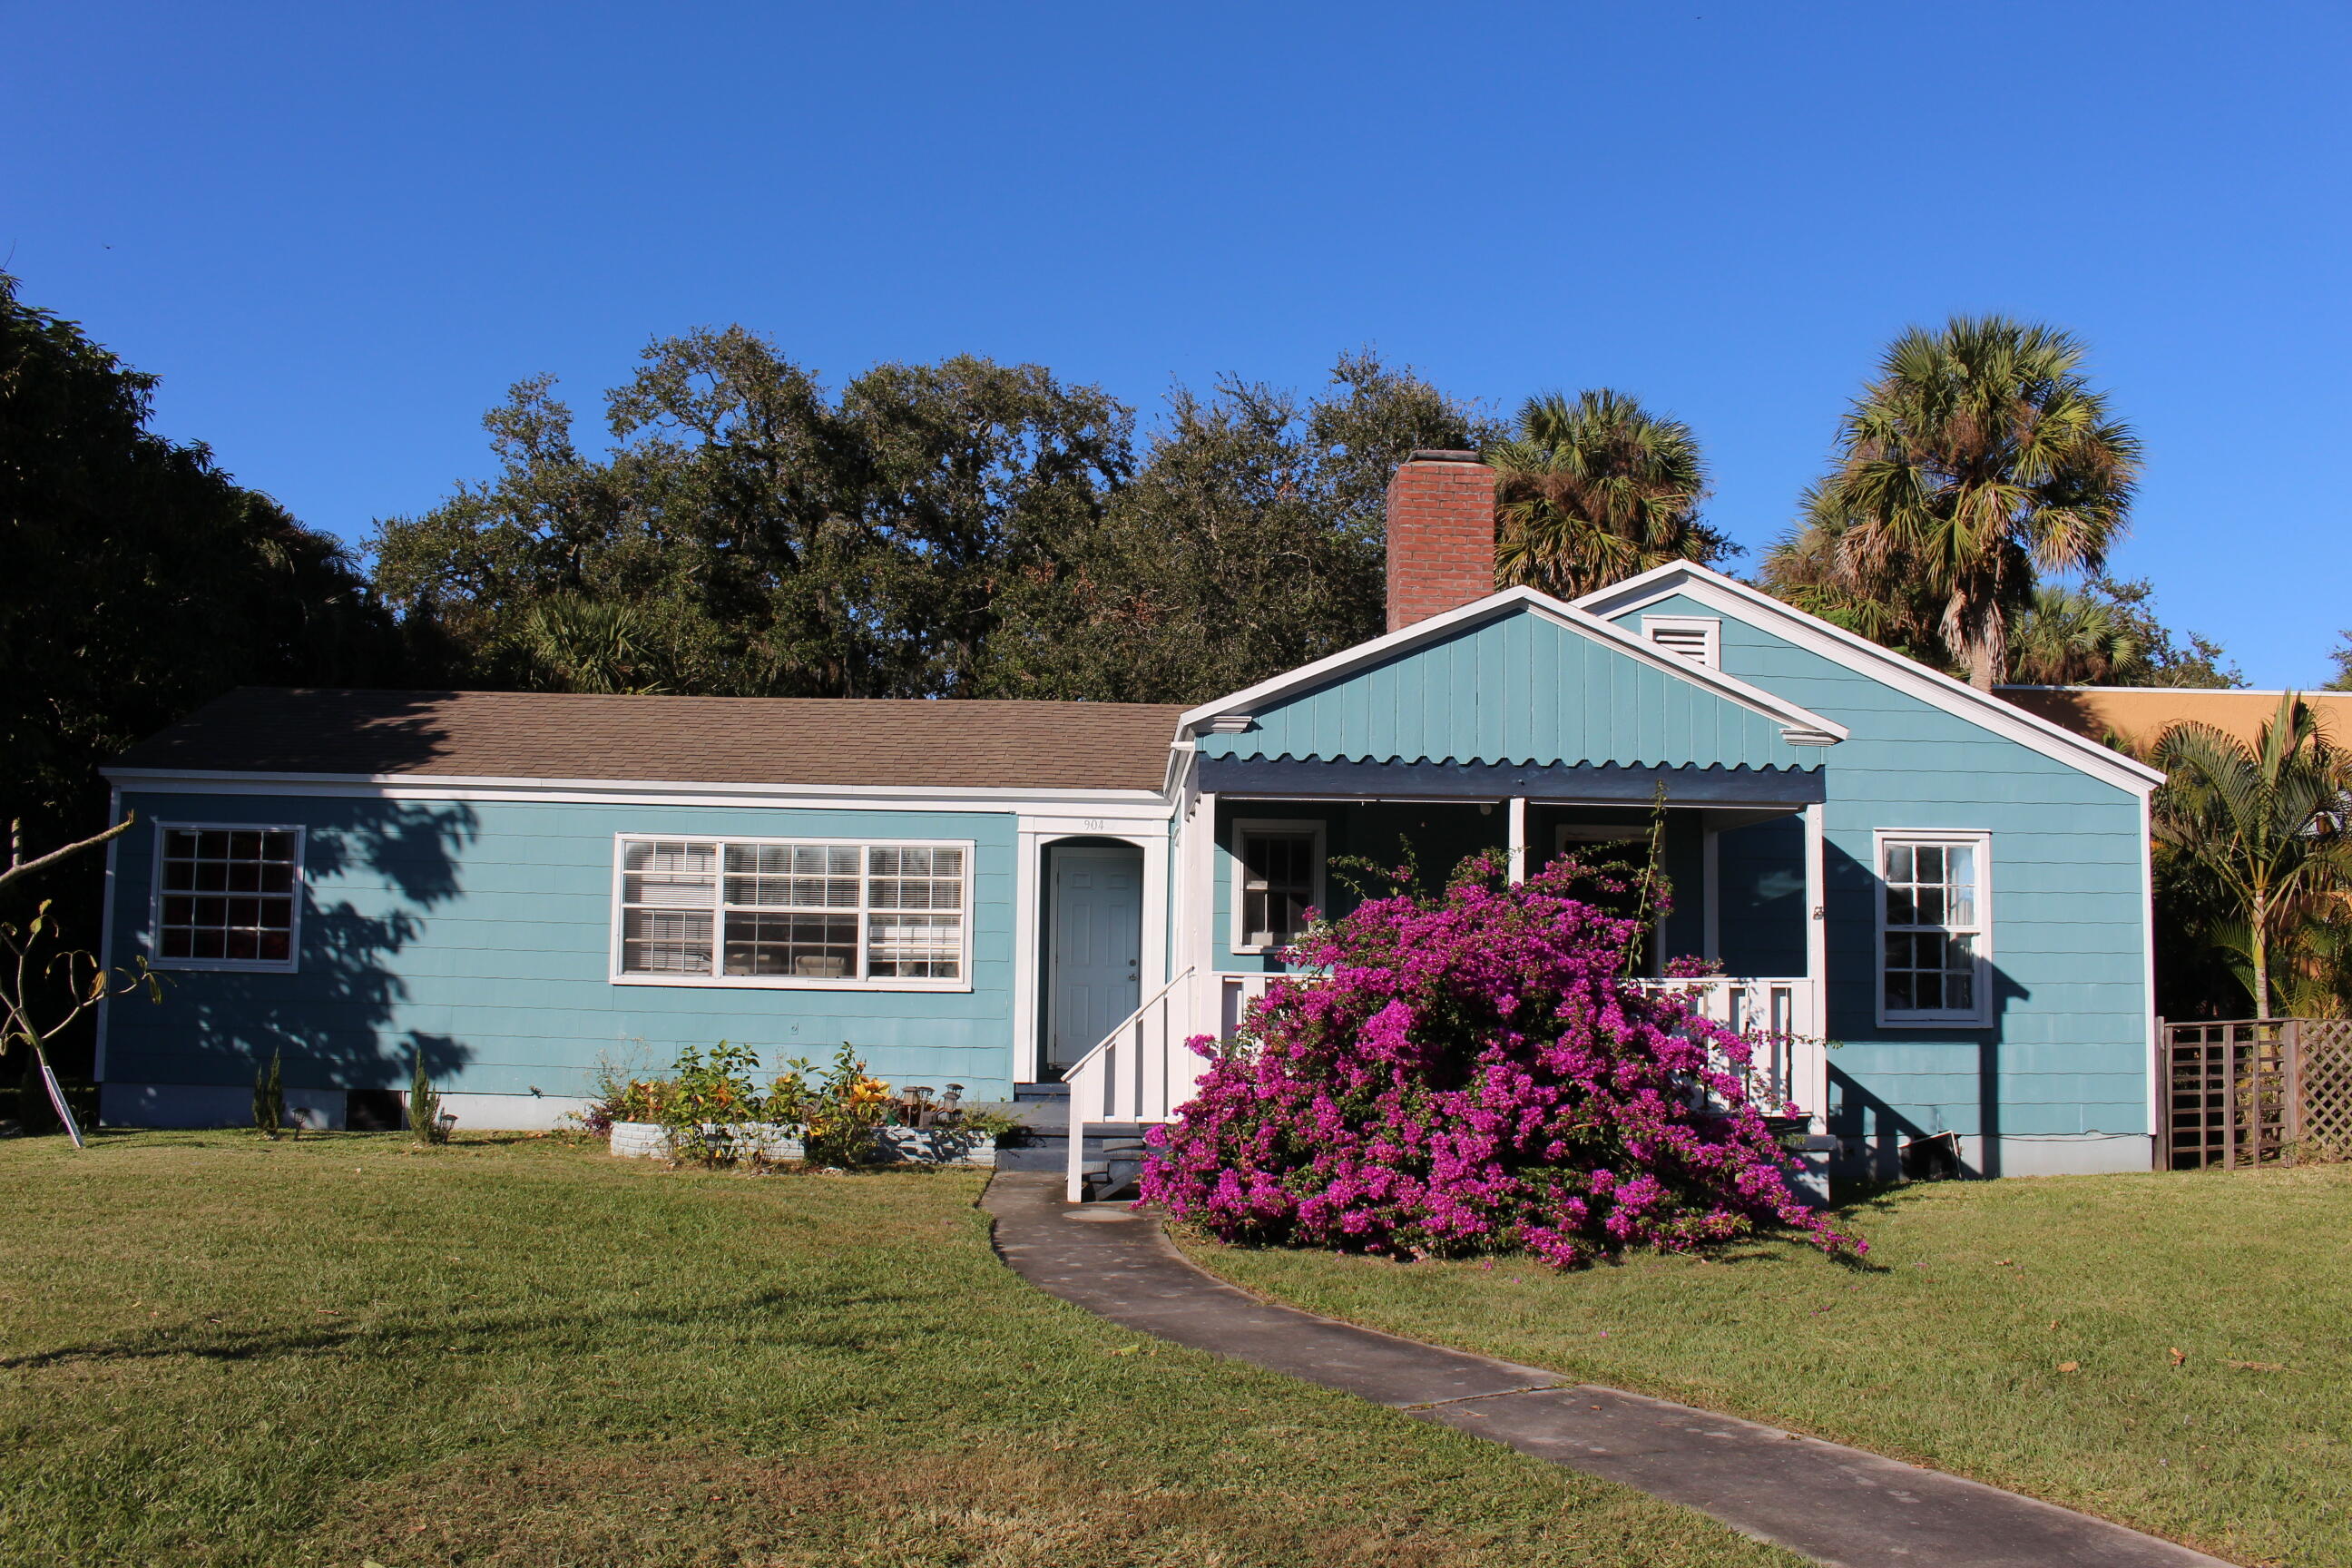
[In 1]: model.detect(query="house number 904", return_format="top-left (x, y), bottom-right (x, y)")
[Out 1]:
top-left (1081, 818), bottom-right (1106, 831)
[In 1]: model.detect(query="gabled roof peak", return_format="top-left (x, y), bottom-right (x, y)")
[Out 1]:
top-left (1573, 564), bottom-right (2165, 793)
top-left (1180, 584), bottom-right (1847, 748)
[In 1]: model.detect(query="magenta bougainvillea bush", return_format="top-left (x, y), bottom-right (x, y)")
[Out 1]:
top-left (1140, 858), bottom-right (1862, 1269)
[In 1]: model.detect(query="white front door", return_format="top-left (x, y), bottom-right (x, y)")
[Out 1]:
top-left (1047, 846), bottom-right (1142, 1075)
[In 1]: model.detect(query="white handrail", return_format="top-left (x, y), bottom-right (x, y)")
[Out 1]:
top-left (1062, 965), bottom-right (1197, 1083)
top-left (1064, 966), bottom-right (1196, 1202)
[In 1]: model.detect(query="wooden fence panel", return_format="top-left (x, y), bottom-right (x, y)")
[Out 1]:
top-left (2301, 1020), bottom-right (2352, 1161)
top-left (2160, 1018), bottom-right (2351, 1171)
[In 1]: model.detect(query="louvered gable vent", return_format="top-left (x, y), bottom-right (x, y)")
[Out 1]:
top-left (1642, 616), bottom-right (1720, 670)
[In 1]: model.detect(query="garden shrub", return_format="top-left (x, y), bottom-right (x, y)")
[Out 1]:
top-left (409, 1052), bottom-right (446, 1144)
top-left (1140, 856), bottom-right (1862, 1269)
top-left (252, 1049), bottom-right (285, 1139)
top-left (773, 1045), bottom-right (896, 1168)
top-left (592, 1043), bottom-right (977, 1168)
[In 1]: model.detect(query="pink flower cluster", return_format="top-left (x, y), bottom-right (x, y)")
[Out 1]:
top-left (1139, 857), bottom-right (1863, 1269)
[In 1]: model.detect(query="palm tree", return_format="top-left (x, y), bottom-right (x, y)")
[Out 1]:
top-left (2151, 695), bottom-right (2352, 1020)
top-left (1762, 481), bottom-right (1944, 662)
top-left (2006, 583), bottom-right (2143, 686)
top-left (1799, 316), bottom-right (2141, 690)
top-left (509, 595), bottom-right (674, 694)
top-left (1486, 390), bottom-right (1729, 599)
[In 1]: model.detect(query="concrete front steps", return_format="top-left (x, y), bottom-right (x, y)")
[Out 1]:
top-left (990, 1083), bottom-right (1151, 1200)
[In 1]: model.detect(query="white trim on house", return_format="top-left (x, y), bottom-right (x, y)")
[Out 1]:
top-left (1011, 818), bottom-right (1174, 1083)
top-left (145, 821), bottom-right (306, 974)
top-left (1996, 683), bottom-right (2337, 697)
top-left (1575, 564), bottom-right (2164, 794)
top-left (93, 785), bottom-right (123, 1083)
top-left (605, 832), bottom-right (977, 994)
top-left (1177, 584), bottom-right (1849, 749)
top-left (2139, 789), bottom-right (2161, 1148)
top-left (103, 767), bottom-right (1174, 818)
top-left (1228, 817), bottom-right (1326, 955)
top-left (1641, 613), bottom-right (1721, 670)
top-left (1872, 828), bottom-right (1994, 1029)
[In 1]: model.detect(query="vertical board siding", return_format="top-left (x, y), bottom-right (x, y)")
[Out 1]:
top-left (1609, 593), bottom-right (2151, 1173)
top-left (1200, 610), bottom-right (1807, 769)
top-left (106, 795), bottom-right (1024, 1101)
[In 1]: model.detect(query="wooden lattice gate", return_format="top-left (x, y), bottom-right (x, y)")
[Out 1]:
top-left (2159, 1018), bottom-right (2352, 1170)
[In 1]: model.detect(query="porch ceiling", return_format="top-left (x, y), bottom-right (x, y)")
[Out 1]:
top-left (1197, 755), bottom-right (1824, 805)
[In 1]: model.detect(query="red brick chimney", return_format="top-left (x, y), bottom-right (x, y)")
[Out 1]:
top-left (1385, 450), bottom-right (1497, 632)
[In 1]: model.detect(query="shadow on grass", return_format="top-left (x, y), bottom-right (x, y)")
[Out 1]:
top-left (1171, 1223), bottom-right (1889, 1276)
top-left (0, 1269), bottom-right (964, 1375)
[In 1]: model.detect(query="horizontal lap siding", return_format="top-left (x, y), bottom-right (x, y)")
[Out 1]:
top-left (1613, 594), bottom-right (2151, 1162)
top-left (1202, 611), bottom-right (1806, 769)
top-left (104, 795), bottom-right (1023, 1100)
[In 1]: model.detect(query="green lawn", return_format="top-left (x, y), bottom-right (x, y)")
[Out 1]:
top-left (1181, 1166), bottom-right (2352, 1568)
top-left (0, 1132), bottom-right (1798, 1568)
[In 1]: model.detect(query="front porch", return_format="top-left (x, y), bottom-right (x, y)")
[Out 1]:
top-left (1063, 768), bottom-right (1835, 1201)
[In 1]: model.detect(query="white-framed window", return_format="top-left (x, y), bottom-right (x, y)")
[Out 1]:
top-left (152, 824), bottom-right (304, 971)
top-left (1876, 829), bottom-right (1992, 1026)
top-left (611, 836), bottom-right (973, 991)
top-left (1230, 819), bottom-right (1325, 953)
top-left (1642, 614), bottom-right (1721, 670)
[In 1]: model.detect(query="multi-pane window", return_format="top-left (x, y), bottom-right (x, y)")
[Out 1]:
top-left (619, 840), bottom-right (719, 975)
top-left (1880, 835), bottom-right (1988, 1023)
top-left (157, 827), bottom-right (301, 967)
top-left (1235, 826), bottom-right (1320, 950)
top-left (615, 838), bottom-right (969, 986)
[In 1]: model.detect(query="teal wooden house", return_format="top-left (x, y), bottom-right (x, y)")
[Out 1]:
top-left (98, 452), bottom-right (2163, 1181)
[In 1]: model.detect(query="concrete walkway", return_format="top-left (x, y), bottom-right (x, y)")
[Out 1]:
top-left (984, 1173), bottom-right (2234, 1568)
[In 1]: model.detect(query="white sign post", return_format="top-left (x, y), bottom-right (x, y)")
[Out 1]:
top-left (38, 1061), bottom-right (84, 1149)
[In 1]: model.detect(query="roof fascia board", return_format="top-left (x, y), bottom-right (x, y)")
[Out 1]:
top-left (1180, 584), bottom-right (1847, 745)
top-left (102, 767), bottom-right (1175, 816)
top-left (1574, 564), bottom-right (2164, 793)
top-left (1997, 684), bottom-right (2351, 698)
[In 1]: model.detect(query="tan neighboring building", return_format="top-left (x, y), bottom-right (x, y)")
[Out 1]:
top-left (1997, 687), bottom-right (2352, 753)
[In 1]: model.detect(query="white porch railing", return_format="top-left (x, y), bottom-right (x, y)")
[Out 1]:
top-left (1064, 968), bottom-right (1828, 1201)
top-left (1220, 972), bottom-right (1274, 1036)
top-left (1628, 975), bottom-right (1828, 1132)
top-left (1063, 966), bottom-right (1201, 1201)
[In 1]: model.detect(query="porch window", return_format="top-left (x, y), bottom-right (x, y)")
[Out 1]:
top-left (1877, 831), bottom-right (1991, 1025)
top-left (153, 825), bottom-right (303, 970)
top-left (613, 837), bottom-right (971, 989)
top-left (1231, 821), bottom-right (1323, 952)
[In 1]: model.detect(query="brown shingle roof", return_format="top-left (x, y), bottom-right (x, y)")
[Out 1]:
top-left (113, 689), bottom-right (1191, 792)
top-left (1997, 687), bottom-right (2352, 751)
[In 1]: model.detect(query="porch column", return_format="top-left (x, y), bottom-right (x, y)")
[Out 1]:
top-left (1803, 801), bottom-right (1827, 1004)
top-left (1506, 797), bottom-right (1528, 884)
top-left (1011, 830), bottom-right (1045, 1081)
top-left (1185, 790), bottom-right (1220, 1036)
top-left (1798, 799), bottom-right (1834, 1157)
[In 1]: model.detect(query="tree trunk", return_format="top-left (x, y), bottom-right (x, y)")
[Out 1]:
top-left (2251, 891), bottom-right (2272, 1022)
top-left (1945, 590), bottom-right (2004, 691)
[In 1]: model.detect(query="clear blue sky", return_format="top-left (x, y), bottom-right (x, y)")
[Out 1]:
top-left (9, 1), bottom-right (2347, 685)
